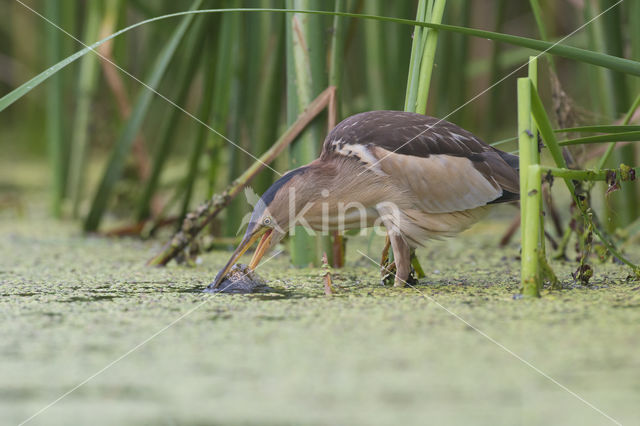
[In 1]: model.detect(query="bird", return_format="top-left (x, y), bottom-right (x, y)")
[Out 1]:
top-left (210, 110), bottom-right (519, 289)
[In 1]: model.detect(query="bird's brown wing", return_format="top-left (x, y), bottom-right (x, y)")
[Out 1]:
top-left (322, 110), bottom-right (519, 214)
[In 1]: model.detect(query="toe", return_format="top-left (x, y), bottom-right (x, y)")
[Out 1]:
top-left (393, 277), bottom-right (405, 288)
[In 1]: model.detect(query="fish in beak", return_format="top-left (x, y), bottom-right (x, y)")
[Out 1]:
top-left (210, 227), bottom-right (274, 289)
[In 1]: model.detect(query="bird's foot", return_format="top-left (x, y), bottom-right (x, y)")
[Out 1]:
top-left (381, 262), bottom-right (417, 287)
top-left (380, 261), bottom-right (395, 286)
top-left (393, 270), bottom-right (417, 287)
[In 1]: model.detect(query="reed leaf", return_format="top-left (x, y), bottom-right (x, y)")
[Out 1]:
top-left (251, 8), bottom-right (285, 196)
top-left (84, 0), bottom-right (201, 232)
top-left (221, 7), bottom-right (244, 238)
top-left (5, 7), bottom-right (640, 116)
top-left (206, 9), bottom-right (238, 201)
top-left (136, 15), bottom-right (207, 222)
top-left (179, 32), bottom-right (218, 224)
top-left (555, 125), bottom-right (640, 133)
top-left (558, 131), bottom-right (640, 146)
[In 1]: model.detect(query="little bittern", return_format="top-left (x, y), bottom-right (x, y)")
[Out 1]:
top-left (211, 111), bottom-right (519, 288)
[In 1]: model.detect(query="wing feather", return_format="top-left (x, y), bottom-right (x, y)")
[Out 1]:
top-left (322, 110), bottom-right (519, 211)
top-left (373, 148), bottom-right (503, 213)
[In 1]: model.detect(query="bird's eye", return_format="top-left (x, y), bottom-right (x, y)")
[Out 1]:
top-left (263, 217), bottom-right (272, 226)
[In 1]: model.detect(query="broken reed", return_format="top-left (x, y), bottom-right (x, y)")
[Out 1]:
top-left (518, 56), bottom-right (640, 296)
top-left (517, 66), bottom-right (537, 296)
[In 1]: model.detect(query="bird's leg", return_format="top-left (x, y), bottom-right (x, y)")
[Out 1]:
top-left (380, 234), bottom-right (404, 286)
top-left (388, 233), bottom-right (411, 287)
top-left (380, 234), bottom-right (391, 266)
top-left (380, 234), bottom-right (394, 284)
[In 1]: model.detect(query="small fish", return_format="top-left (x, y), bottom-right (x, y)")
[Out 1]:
top-left (205, 264), bottom-right (272, 294)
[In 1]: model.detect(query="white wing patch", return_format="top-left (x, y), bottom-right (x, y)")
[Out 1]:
top-left (329, 139), bottom-right (388, 177)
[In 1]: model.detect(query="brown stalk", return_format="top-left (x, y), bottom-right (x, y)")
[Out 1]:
top-left (322, 252), bottom-right (333, 296)
top-left (499, 213), bottom-right (520, 247)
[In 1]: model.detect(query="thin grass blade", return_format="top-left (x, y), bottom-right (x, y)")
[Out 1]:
top-left (4, 6), bottom-right (640, 116)
top-left (84, 0), bottom-right (202, 232)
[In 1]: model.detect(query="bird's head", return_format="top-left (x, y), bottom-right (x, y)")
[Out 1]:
top-left (210, 167), bottom-right (313, 288)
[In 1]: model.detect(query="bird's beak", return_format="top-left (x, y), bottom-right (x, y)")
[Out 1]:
top-left (210, 228), bottom-right (274, 288)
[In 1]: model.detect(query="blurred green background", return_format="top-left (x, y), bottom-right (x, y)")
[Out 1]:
top-left (2, 0), bottom-right (637, 243)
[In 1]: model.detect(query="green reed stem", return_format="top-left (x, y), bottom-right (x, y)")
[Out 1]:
top-left (404, 0), bottom-right (428, 113)
top-left (329, 0), bottom-right (346, 119)
top-left (68, 1), bottom-right (101, 218)
top-left (4, 7), bottom-right (640, 115)
top-left (286, 0), bottom-right (326, 267)
top-left (252, 8), bottom-right (285, 196)
top-left (540, 166), bottom-right (640, 181)
top-left (84, 0), bottom-right (201, 232)
top-left (136, 15), bottom-right (206, 222)
top-left (415, 0), bottom-right (446, 115)
top-left (529, 79), bottom-right (639, 274)
top-left (529, 0), bottom-right (555, 70)
top-left (518, 76), bottom-right (540, 296)
top-left (179, 33), bottom-right (217, 224)
top-left (44, 0), bottom-right (65, 217)
top-left (522, 164), bottom-right (542, 297)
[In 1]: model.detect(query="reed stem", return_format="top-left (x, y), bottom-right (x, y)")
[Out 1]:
top-left (517, 77), bottom-right (540, 296)
top-left (179, 32), bottom-right (217, 223)
top-left (522, 165), bottom-right (542, 297)
top-left (68, 1), bottom-right (101, 218)
top-left (404, 0), bottom-right (428, 113)
top-left (136, 15), bottom-right (206, 222)
top-left (44, 0), bottom-right (65, 217)
top-left (84, 0), bottom-right (201, 232)
top-left (286, 0), bottom-right (327, 267)
top-left (415, 0), bottom-right (446, 115)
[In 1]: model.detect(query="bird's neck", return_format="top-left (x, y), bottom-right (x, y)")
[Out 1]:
top-left (287, 160), bottom-right (380, 231)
